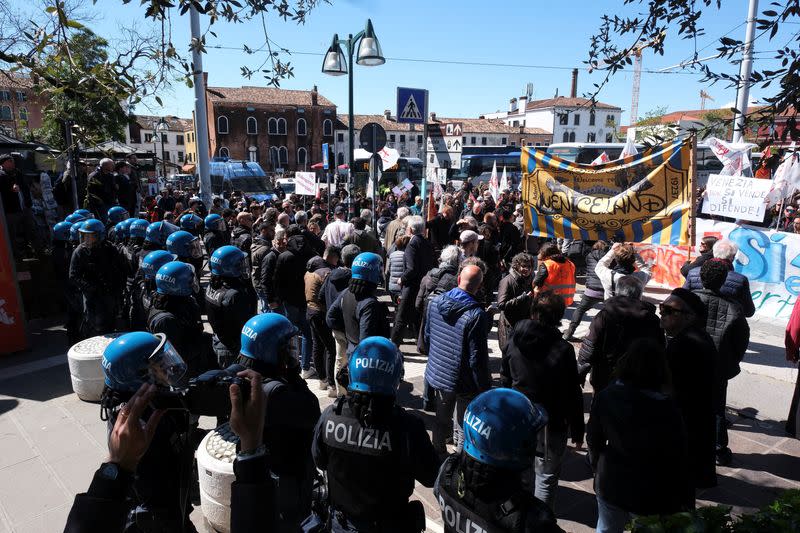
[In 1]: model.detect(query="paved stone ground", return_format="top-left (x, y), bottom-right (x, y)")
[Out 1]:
top-left (0, 283), bottom-right (797, 532)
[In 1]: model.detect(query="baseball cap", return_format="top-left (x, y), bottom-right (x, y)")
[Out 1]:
top-left (460, 230), bottom-right (483, 244)
top-left (334, 205), bottom-right (346, 215)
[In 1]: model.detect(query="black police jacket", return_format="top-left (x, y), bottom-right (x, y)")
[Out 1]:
top-left (312, 397), bottom-right (440, 523)
top-left (68, 241), bottom-right (125, 296)
top-left (326, 289), bottom-right (389, 355)
top-left (434, 456), bottom-right (564, 533)
top-left (205, 279), bottom-right (257, 354)
top-left (204, 230), bottom-right (229, 258)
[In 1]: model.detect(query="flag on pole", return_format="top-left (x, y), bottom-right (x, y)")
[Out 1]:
top-left (499, 165), bottom-right (508, 193)
top-left (489, 160), bottom-right (499, 201)
top-left (766, 144), bottom-right (800, 207)
top-left (590, 152), bottom-right (611, 166)
top-left (620, 139), bottom-right (639, 159)
top-left (427, 188), bottom-right (438, 221)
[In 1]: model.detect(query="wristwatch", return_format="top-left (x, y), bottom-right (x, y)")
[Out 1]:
top-left (99, 462), bottom-right (122, 481)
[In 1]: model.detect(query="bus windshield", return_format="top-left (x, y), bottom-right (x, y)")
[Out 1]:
top-left (456, 153), bottom-right (522, 183)
top-left (352, 157), bottom-right (424, 186)
top-left (209, 160), bottom-right (273, 196)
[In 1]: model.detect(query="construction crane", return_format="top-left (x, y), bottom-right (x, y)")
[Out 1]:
top-left (626, 34), bottom-right (664, 142)
top-left (700, 90), bottom-right (715, 110)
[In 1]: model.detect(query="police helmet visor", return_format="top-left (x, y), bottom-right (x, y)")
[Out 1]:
top-left (187, 263), bottom-right (201, 295)
top-left (148, 334), bottom-right (188, 388)
top-left (80, 231), bottom-right (100, 247)
top-left (188, 237), bottom-right (203, 259)
top-left (239, 256), bottom-right (250, 279)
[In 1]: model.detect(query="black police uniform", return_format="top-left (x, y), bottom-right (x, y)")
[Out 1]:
top-left (434, 456), bottom-right (563, 533)
top-left (204, 229), bottom-right (229, 258)
top-left (312, 397), bottom-right (440, 532)
top-left (54, 239), bottom-right (82, 344)
top-left (205, 278), bottom-right (257, 367)
top-left (326, 289), bottom-right (390, 356)
top-left (69, 240), bottom-right (125, 337)
top-left (147, 297), bottom-right (210, 376)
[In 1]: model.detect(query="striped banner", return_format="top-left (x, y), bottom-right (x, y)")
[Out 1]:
top-left (522, 138), bottom-right (693, 245)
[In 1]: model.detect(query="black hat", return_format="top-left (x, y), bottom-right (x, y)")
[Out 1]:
top-left (669, 288), bottom-right (706, 318)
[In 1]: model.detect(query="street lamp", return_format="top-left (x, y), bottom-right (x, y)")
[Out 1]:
top-left (322, 19), bottom-right (385, 209)
top-left (154, 117), bottom-right (168, 179)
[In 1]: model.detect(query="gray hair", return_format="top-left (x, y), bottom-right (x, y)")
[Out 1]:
top-left (406, 215), bottom-right (424, 235)
top-left (273, 226), bottom-right (287, 243)
top-left (397, 206), bottom-right (410, 220)
top-left (712, 239), bottom-right (738, 261)
top-left (360, 208), bottom-right (372, 223)
top-left (615, 275), bottom-right (644, 299)
top-left (99, 157), bottom-right (114, 169)
top-left (439, 245), bottom-right (461, 268)
top-left (295, 210), bottom-right (308, 225)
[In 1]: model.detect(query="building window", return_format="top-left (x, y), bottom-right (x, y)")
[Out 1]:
top-left (268, 118), bottom-right (278, 135)
top-left (512, 120), bottom-right (519, 127)
top-left (337, 132), bottom-right (344, 143)
top-left (279, 146), bottom-right (288, 165)
top-left (606, 114), bottom-right (615, 127)
top-left (569, 131), bottom-right (576, 142)
top-left (219, 147), bottom-right (230, 158)
top-left (471, 136), bottom-right (476, 144)
top-left (176, 134), bottom-right (184, 145)
top-left (248, 146), bottom-right (258, 163)
top-left (481, 137), bottom-right (487, 145)
top-left (16, 91), bottom-right (25, 102)
top-left (277, 118), bottom-right (287, 135)
top-left (163, 152), bottom-right (170, 162)
top-left (562, 131), bottom-right (569, 142)
top-left (399, 134), bottom-right (405, 143)
top-left (510, 141), bottom-right (516, 146)
top-left (587, 132), bottom-right (596, 142)
top-left (19, 107), bottom-right (28, 121)
top-left (0, 91), bottom-right (9, 101)
top-left (606, 133), bottom-right (613, 142)
top-left (589, 112), bottom-right (596, 126)
top-left (0, 106), bottom-right (12, 120)
top-left (501, 137), bottom-right (507, 145)
top-left (161, 133), bottom-right (168, 144)
top-left (144, 133), bottom-right (153, 143)
top-left (558, 113), bottom-right (568, 125)
top-left (389, 134), bottom-right (396, 142)
top-left (298, 147), bottom-right (307, 166)
top-left (246, 116), bottom-right (258, 135)
top-left (269, 146), bottom-right (279, 166)
top-left (297, 118), bottom-right (307, 136)
top-left (217, 116), bottom-right (229, 134)
top-left (573, 113), bottom-right (580, 126)
top-left (323, 119), bottom-right (333, 136)
top-left (418, 135), bottom-right (423, 144)
top-left (178, 151), bottom-right (184, 162)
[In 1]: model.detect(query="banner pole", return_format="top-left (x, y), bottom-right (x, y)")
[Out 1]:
top-left (689, 134), bottom-right (698, 257)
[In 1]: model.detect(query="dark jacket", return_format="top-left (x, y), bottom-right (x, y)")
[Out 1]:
top-left (85, 169), bottom-right (116, 211)
top-left (425, 214), bottom-right (453, 251)
top-left (683, 267), bottom-right (755, 317)
top-left (680, 250), bottom-right (713, 278)
top-left (587, 381), bottom-right (690, 515)
top-left (204, 229), bottom-right (229, 258)
top-left (250, 236), bottom-right (271, 293)
top-left (231, 225), bottom-right (253, 258)
top-left (320, 266), bottom-right (351, 313)
top-left (695, 288), bottom-right (750, 380)
top-left (326, 288), bottom-right (390, 355)
top-left (344, 229), bottom-right (384, 257)
top-left (205, 278), bottom-right (257, 355)
top-left (424, 288), bottom-right (490, 395)
top-left (666, 325), bottom-right (718, 489)
top-left (415, 264), bottom-right (458, 312)
top-left (497, 220), bottom-right (522, 265)
top-left (577, 296), bottom-right (664, 391)
top-left (501, 319), bottom-right (585, 442)
top-left (274, 235), bottom-right (314, 307)
top-left (0, 167), bottom-right (29, 213)
top-left (261, 247), bottom-right (280, 305)
top-left (584, 248), bottom-right (606, 295)
top-left (401, 234), bottom-right (435, 287)
top-left (496, 270), bottom-right (532, 349)
top-left (68, 241), bottom-right (126, 296)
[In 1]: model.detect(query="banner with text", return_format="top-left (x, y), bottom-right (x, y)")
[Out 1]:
top-left (522, 139), bottom-right (693, 245)
top-left (294, 172), bottom-right (316, 195)
top-left (696, 218), bottom-right (799, 322)
top-left (701, 174), bottom-right (771, 222)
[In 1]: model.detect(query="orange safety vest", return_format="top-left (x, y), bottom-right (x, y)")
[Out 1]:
top-left (542, 258), bottom-right (576, 306)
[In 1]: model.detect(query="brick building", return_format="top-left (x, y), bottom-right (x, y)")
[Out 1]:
top-left (0, 72), bottom-right (45, 138)
top-left (205, 84), bottom-right (337, 172)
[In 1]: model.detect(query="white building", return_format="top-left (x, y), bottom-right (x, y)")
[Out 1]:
top-left (125, 115), bottom-right (194, 176)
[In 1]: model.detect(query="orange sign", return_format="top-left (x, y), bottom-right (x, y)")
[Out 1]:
top-left (0, 208), bottom-right (28, 353)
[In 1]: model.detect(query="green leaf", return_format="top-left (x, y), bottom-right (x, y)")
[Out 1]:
top-left (155, 95), bottom-right (163, 106)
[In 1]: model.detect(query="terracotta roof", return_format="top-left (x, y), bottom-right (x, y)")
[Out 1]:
top-left (430, 117), bottom-right (521, 134)
top-left (134, 115), bottom-right (193, 132)
top-left (338, 114), bottom-right (419, 131)
top-left (521, 127), bottom-right (551, 135)
top-left (526, 96), bottom-right (621, 111)
top-left (207, 86), bottom-right (335, 107)
top-left (0, 71), bottom-right (34, 89)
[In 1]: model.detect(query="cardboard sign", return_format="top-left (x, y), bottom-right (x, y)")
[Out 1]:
top-left (701, 174), bottom-right (771, 222)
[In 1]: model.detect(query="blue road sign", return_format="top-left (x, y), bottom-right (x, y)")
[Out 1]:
top-left (397, 87), bottom-right (428, 124)
top-left (322, 143), bottom-right (329, 170)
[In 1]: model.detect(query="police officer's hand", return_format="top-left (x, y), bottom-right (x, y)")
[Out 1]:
top-left (109, 383), bottom-right (165, 473)
top-left (229, 370), bottom-right (266, 453)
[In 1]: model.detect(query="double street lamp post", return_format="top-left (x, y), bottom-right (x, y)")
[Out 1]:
top-left (153, 117), bottom-right (168, 180)
top-left (321, 19), bottom-right (385, 216)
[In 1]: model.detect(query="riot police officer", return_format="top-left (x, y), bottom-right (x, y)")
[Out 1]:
top-left (205, 246), bottom-right (257, 368)
top-left (74, 208), bottom-right (92, 219)
top-left (204, 213), bottom-right (229, 257)
top-left (148, 261), bottom-right (210, 376)
top-left (236, 313), bottom-right (321, 531)
top-left (166, 230), bottom-right (204, 282)
top-left (434, 388), bottom-right (562, 533)
top-left (144, 220), bottom-right (180, 255)
top-left (69, 218), bottom-right (125, 337)
top-left (311, 336), bottom-right (439, 532)
top-left (99, 331), bottom-right (198, 532)
top-left (179, 213), bottom-right (204, 237)
top-left (65, 212), bottom-right (87, 225)
top-left (106, 206), bottom-right (130, 242)
top-left (129, 250), bottom-right (175, 330)
top-left (53, 220), bottom-right (80, 343)
top-left (326, 252), bottom-right (390, 357)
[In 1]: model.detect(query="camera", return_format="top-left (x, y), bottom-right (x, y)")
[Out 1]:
top-left (151, 365), bottom-right (251, 417)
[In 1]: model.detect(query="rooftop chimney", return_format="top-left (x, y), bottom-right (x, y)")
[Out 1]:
top-left (509, 97), bottom-right (517, 113)
top-left (384, 109), bottom-right (392, 120)
top-left (311, 85), bottom-right (318, 105)
top-left (570, 69), bottom-right (578, 98)
top-left (429, 112), bottom-right (436, 122)
top-left (518, 94), bottom-right (528, 112)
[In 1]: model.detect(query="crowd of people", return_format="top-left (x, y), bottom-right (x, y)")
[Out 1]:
top-left (8, 153), bottom-right (791, 532)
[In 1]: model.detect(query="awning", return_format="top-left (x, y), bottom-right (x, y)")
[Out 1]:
top-left (181, 163), bottom-right (196, 173)
top-left (311, 162), bottom-right (349, 170)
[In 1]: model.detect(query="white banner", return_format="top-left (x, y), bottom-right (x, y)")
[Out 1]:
top-left (701, 174), bottom-right (772, 222)
top-left (294, 171), bottom-right (316, 195)
top-left (705, 137), bottom-right (753, 176)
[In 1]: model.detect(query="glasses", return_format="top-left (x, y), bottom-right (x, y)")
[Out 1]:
top-left (658, 304), bottom-right (685, 317)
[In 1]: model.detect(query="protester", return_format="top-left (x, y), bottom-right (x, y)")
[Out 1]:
top-left (533, 242), bottom-right (576, 306)
top-left (305, 245), bottom-right (340, 396)
top-left (683, 239), bottom-right (755, 317)
top-left (387, 234), bottom-right (410, 303)
top-left (321, 205), bottom-right (354, 246)
top-left (390, 215), bottom-right (434, 346)
top-left (784, 296), bottom-right (800, 438)
top-left (680, 236), bottom-right (718, 278)
top-left (563, 241), bottom-right (608, 341)
top-left (496, 252), bottom-right (535, 350)
top-left (595, 242), bottom-right (651, 301)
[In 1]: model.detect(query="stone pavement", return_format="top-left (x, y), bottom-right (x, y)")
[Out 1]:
top-left (0, 287), bottom-right (798, 532)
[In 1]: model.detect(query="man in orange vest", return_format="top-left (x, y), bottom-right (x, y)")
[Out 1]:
top-left (533, 242), bottom-right (576, 306)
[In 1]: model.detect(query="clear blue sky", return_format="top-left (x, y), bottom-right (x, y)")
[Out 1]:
top-left (91, 0), bottom-right (787, 124)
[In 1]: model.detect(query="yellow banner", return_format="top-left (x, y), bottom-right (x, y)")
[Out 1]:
top-left (522, 139), bottom-right (693, 245)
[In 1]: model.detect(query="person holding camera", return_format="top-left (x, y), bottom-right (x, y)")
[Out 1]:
top-left (310, 336), bottom-right (440, 533)
top-left (235, 313), bottom-right (322, 531)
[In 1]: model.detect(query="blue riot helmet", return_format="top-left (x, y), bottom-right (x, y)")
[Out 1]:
top-left (53, 221), bottom-right (73, 241)
top-left (102, 332), bottom-right (188, 391)
top-left (65, 213), bottom-right (86, 224)
top-left (179, 213), bottom-right (203, 232)
top-left (140, 250), bottom-right (176, 281)
top-left (462, 388), bottom-right (548, 470)
top-left (239, 313), bottom-right (299, 366)
top-left (166, 230), bottom-right (203, 260)
top-left (69, 221), bottom-right (85, 243)
top-left (74, 209), bottom-right (92, 218)
top-left (155, 261), bottom-right (198, 296)
top-left (145, 220), bottom-right (180, 246)
top-left (129, 219), bottom-right (149, 240)
top-left (210, 245), bottom-right (248, 278)
top-left (204, 213), bottom-right (226, 232)
top-left (107, 206), bottom-right (129, 225)
top-left (113, 221), bottom-right (128, 242)
top-left (78, 218), bottom-right (106, 247)
top-left (350, 252), bottom-right (383, 285)
top-left (347, 337), bottom-right (403, 396)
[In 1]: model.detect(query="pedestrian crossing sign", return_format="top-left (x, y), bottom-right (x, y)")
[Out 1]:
top-left (397, 87), bottom-right (428, 124)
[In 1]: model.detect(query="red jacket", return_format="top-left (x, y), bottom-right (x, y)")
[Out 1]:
top-left (785, 297), bottom-right (800, 362)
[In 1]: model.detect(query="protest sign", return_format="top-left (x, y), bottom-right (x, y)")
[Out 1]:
top-left (701, 174), bottom-right (771, 222)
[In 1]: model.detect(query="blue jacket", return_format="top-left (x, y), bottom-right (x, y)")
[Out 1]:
top-left (683, 267), bottom-right (755, 318)
top-left (424, 288), bottom-right (490, 395)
